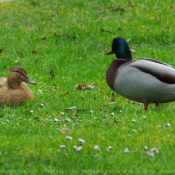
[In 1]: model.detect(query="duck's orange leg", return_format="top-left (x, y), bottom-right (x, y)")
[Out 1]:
top-left (144, 103), bottom-right (149, 110)
top-left (155, 103), bottom-right (160, 108)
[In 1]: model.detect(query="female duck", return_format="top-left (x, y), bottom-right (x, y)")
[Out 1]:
top-left (0, 66), bottom-right (36, 105)
top-left (106, 37), bottom-right (175, 110)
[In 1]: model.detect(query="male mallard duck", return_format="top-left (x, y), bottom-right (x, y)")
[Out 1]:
top-left (106, 37), bottom-right (175, 110)
top-left (0, 66), bottom-right (36, 105)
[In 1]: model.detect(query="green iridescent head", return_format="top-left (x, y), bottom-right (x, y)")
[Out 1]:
top-left (106, 37), bottom-right (132, 61)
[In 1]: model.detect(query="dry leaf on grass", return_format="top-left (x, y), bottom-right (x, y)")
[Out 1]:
top-left (60, 91), bottom-right (70, 97)
top-left (101, 28), bottom-right (115, 34)
top-left (59, 124), bottom-right (70, 133)
top-left (0, 114), bottom-right (4, 118)
top-left (17, 52), bottom-right (24, 58)
top-left (31, 50), bottom-right (38, 54)
top-left (130, 49), bottom-right (136, 53)
top-left (102, 102), bottom-right (116, 106)
top-left (50, 12), bottom-right (59, 17)
top-left (39, 36), bottom-right (46, 40)
top-left (111, 92), bottom-right (115, 102)
top-left (66, 106), bottom-right (77, 110)
top-left (76, 83), bottom-right (95, 90)
top-left (162, 39), bottom-right (171, 44)
top-left (50, 69), bottom-right (55, 78)
top-left (65, 106), bottom-right (86, 111)
top-left (54, 32), bottom-right (76, 39)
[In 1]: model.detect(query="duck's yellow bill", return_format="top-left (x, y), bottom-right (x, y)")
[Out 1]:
top-left (106, 49), bottom-right (114, 55)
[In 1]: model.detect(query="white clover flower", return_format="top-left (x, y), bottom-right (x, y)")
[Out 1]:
top-left (40, 103), bottom-right (44, 107)
top-left (65, 118), bottom-right (71, 122)
top-left (38, 89), bottom-right (43, 94)
top-left (106, 146), bottom-right (113, 151)
top-left (78, 138), bottom-right (85, 143)
top-left (124, 148), bottom-right (130, 153)
top-left (73, 146), bottom-right (83, 151)
top-left (90, 110), bottom-right (94, 114)
top-left (60, 112), bottom-right (65, 115)
top-left (132, 119), bottom-right (137, 123)
top-left (166, 123), bottom-right (171, 127)
top-left (94, 145), bottom-right (100, 150)
top-left (111, 112), bottom-right (115, 116)
top-left (150, 147), bottom-right (159, 153)
top-left (142, 116), bottom-right (146, 120)
top-left (143, 146), bottom-right (148, 150)
top-left (65, 136), bottom-right (73, 140)
top-left (54, 118), bottom-right (60, 122)
top-left (30, 110), bottom-right (34, 114)
top-left (146, 147), bottom-right (159, 156)
top-left (60, 145), bottom-right (66, 149)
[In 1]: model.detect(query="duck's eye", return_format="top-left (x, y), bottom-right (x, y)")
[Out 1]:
top-left (16, 70), bottom-right (20, 73)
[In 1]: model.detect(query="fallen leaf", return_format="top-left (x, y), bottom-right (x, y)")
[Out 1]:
top-left (97, 9), bottom-right (106, 14)
top-left (17, 52), bottom-right (24, 58)
top-left (51, 12), bottom-right (59, 17)
top-left (77, 108), bottom-right (86, 111)
top-left (66, 106), bottom-right (77, 110)
top-left (102, 102), bottom-right (116, 106)
top-left (113, 120), bottom-right (120, 124)
top-left (59, 124), bottom-right (70, 133)
top-left (130, 49), bottom-right (136, 53)
top-left (31, 50), bottom-right (38, 54)
top-left (162, 39), bottom-right (171, 44)
top-left (68, 114), bottom-right (78, 119)
top-left (54, 32), bottom-right (76, 39)
top-left (109, 6), bottom-right (124, 14)
top-left (39, 36), bottom-right (46, 40)
top-left (50, 69), bottom-right (55, 78)
top-left (109, 6), bottom-right (122, 11)
top-left (158, 13), bottom-right (161, 20)
top-left (49, 86), bottom-right (58, 92)
top-left (127, 1), bottom-right (134, 7)
top-left (101, 28), bottom-right (115, 34)
top-left (30, 1), bottom-right (37, 6)
top-left (111, 92), bottom-right (115, 102)
top-left (0, 114), bottom-right (4, 118)
top-left (60, 91), bottom-right (70, 97)
top-left (76, 83), bottom-right (95, 90)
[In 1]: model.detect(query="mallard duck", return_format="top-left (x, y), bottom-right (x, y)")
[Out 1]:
top-left (0, 66), bottom-right (36, 105)
top-left (106, 37), bottom-right (175, 110)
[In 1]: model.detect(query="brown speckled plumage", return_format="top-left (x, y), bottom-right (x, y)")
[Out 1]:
top-left (0, 66), bottom-right (36, 105)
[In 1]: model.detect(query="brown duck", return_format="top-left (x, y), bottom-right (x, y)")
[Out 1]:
top-left (0, 66), bottom-right (36, 105)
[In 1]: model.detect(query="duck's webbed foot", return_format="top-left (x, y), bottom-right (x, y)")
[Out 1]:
top-left (144, 103), bottom-right (149, 110)
top-left (155, 103), bottom-right (160, 108)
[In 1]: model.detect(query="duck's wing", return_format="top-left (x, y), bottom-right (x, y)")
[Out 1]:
top-left (129, 58), bottom-right (175, 84)
top-left (0, 78), bottom-right (7, 88)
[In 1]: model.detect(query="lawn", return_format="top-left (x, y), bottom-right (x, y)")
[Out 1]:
top-left (0, 0), bottom-right (175, 174)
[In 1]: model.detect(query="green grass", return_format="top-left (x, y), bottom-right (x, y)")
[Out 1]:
top-left (1, 0), bottom-right (175, 174)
